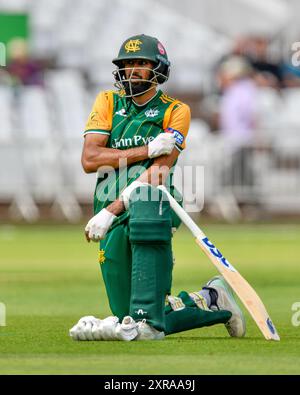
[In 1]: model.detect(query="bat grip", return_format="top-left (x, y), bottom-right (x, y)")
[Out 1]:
top-left (157, 185), bottom-right (204, 239)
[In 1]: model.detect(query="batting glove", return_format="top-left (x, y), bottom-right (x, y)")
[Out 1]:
top-left (85, 208), bottom-right (116, 242)
top-left (148, 133), bottom-right (175, 159)
top-left (69, 316), bottom-right (101, 341)
top-left (69, 316), bottom-right (127, 341)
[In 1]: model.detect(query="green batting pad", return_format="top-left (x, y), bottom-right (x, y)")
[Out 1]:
top-left (129, 186), bottom-right (173, 331)
top-left (165, 307), bottom-right (232, 335)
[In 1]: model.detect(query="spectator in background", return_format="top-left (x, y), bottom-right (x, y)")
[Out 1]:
top-left (199, 54), bottom-right (258, 142)
top-left (7, 38), bottom-right (44, 86)
top-left (246, 37), bottom-right (283, 89)
top-left (217, 55), bottom-right (258, 188)
top-left (221, 36), bottom-right (283, 89)
top-left (218, 55), bottom-right (257, 149)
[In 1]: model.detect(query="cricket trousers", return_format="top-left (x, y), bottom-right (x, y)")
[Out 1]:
top-left (99, 186), bottom-right (231, 335)
top-left (100, 186), bottom-right (174, 332)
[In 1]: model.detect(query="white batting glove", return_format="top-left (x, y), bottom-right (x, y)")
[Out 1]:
top-left (85, 208), bottom-right (116, 242)
top-left (148, 133), bottom-right (175, 158)
top-left (69, 315), bottom-right (139, 341)
top-left (69, 316), bottom-right (101, 341)
top-left (120, 180), bottom-right (148, 210)
top-left (69, 316), bottom-right (120, 341)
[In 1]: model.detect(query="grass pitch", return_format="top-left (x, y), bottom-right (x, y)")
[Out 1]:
top-left (0, 223), bottom-right (300, 375)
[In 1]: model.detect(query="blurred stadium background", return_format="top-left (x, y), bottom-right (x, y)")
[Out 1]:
top-left (1, 0), bottom-right (300, 224)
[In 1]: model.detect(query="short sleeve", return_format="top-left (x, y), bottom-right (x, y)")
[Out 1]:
top-left (164, 103), bottom-right (191, 152)
top-left (84, 91), bottom-right (114, 137)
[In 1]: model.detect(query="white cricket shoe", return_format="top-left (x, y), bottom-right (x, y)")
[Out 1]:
top-left (204, 276), bottom-right (246, 338)
top-left (135, 319), bottom-right (165, 341)
top-left (115, 316), bottom-right (139, 341)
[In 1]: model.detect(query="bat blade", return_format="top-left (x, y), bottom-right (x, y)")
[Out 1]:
top-left (196, 237), bottom-right (280, 341)
top-left (157, 185), bottom-right (280, 341)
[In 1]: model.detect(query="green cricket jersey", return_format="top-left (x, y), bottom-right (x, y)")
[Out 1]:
top-left (84, 89), bottom-right (191, 229)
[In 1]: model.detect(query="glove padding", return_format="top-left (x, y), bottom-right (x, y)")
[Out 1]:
top-left (69, 316), bottom-right (101, 341)
top-left (85, 208), bottom-right (116, 242)
top-left (148, 133), bottom-right (175, 159)
top-left (69, 316), bottom-right (119, 341)
top-left (69, 315), bottom-right (138, 341)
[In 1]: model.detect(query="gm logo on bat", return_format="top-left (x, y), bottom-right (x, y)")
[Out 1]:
top-left (267, 318), bottom-right (276, 334)
top-left (202, 237), bottom-right (237, 272)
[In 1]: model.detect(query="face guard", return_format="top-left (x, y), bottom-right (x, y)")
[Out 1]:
top-left (112, 63), bottom-right (169, 98)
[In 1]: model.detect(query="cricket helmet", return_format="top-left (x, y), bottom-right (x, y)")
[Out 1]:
top-left (112, 34), bottom-right (170, 97)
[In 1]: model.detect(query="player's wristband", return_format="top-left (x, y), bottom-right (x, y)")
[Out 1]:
top-left (120, 181), bottom-right (148, 210)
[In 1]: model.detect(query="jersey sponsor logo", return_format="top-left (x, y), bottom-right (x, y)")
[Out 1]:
top-left (115, 108), bottom-right (127, 117)
top-left (145, 108), bottom-right (159, 118)
top-left (111, 135), bottom-right (154, 149)
top-left (125, 39), bottom-right (142, 53)
top-left (165, 127), bottom-right (185, 145)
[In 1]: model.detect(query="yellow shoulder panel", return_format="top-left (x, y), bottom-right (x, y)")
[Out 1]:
top-left (163, 102), bottom-right (191, 151)
top-left (85, 90), bottom-right (114, 132)
top-left (162, 100), bottom-right (181, 130)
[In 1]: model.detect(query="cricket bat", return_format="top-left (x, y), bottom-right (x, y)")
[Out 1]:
top-left (158, 185), bottom-right (280, 341)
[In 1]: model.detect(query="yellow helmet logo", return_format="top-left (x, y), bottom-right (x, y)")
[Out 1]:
top-left (124, 39), bottom-right (142, 53)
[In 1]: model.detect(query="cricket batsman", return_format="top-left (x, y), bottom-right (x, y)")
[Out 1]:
top-left (69, 34), bottom-right (246, 341)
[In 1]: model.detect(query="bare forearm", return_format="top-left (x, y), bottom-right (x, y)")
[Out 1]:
top-left (138, 149), bottom-right (179, 185)
top-left (82, 145), bottom-right (148, 172)
top-left (106, 198), bottom-right (125, 216)
top-left (105, 149), bottom-right (179, 216)
top-left (137, 163), bottom-right (170, 186)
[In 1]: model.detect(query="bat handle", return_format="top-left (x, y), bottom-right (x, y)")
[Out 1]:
top-left (157, 185), bottom-right (205, 239)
